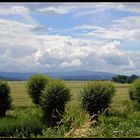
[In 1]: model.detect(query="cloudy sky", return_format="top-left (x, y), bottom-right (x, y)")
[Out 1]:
top-left (0, 2), bottom-right (140, 75)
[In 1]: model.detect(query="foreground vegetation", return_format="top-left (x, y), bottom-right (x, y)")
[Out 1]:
top-left (0, 81), bottom-right (139, 138)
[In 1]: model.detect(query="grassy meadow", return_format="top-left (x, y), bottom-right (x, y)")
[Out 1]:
top-left (0, 81), bottom-right (139, 138)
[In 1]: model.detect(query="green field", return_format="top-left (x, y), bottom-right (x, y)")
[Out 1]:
top-left (8, 81), bottom-right (130, 108)
top-left (8, 81), bottom-right (128, 105)
top-left (0, 81), bottom-right (140, 138)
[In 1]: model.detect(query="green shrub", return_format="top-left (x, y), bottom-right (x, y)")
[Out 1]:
top-left (81, 81), bottom-right (116, 116)
top-left (27, 75), bottom-right (50, 105)
top-left (0, 81), bottom-right (12, 117)
top-left (40, 79), bottom-right (71, 127)
top-left (129, 78), bottom-right (140, 104)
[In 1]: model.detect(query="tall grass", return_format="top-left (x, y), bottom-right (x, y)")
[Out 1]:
top-left (0, 107), bottom-right (45, 138)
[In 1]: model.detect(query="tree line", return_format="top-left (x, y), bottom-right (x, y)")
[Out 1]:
top-left (112, 74), bottom-right (139, 83)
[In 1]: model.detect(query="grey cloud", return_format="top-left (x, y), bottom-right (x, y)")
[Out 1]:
top-left (0, 46), bottom-right (37, 58)
top-left (38, 52), bottom-right (66, 65)
top-left (103, 55), bottom-right (130, 66)
top-left (10, 47), bottom-right (37, 58)
top-left (0, 48), bottom-right (6, 55)
top-left (119, 3), bottom-right (140, 13)
top-left (132, 31), bottom-right (140, 40)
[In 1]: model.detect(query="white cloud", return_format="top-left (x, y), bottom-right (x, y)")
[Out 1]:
top-left (73, 8), bottom-right (106, 18)
top-left (0, 18), bottom-right (94, 72)
top-left (36, 3), bottom-right (117, 16)
top-left (0, 5), bottom-right (29, 15)
top-left (118, 3), bottom-right (140, 13)
top-left (36, 3), bottom-right (89, 15)
top-left (61, 59), bottom-right (81, 67)
top-left (100, 41), bottom-right (130, 66)
top-left (113, 16), bottom-right (140, 29)
top-left (72, 3), bottom-right (140, 18)
top-left (72, 15), bottom-right (140, 43)
top-left (0, 19), bottom-right (39, 61)
top-left (37, 7), bottom-right (69, 14)
top-left (0, 18), bottom-right (140, 74)
top-left (0, 5), bottom-right (37, 25)
top-left (73, 3), bottom-right (116, 18)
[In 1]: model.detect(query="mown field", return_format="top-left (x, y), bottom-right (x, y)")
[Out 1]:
top-left (0, 81), bottom-right (140, 138)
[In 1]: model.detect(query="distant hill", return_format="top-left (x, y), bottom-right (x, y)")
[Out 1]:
top-left (45, 70), bottom-right (117, 80)
top-left (0, 70), bottom-right (117, 81)
top-left (0, 76), bottom-right (13, 81)
top-left (0, 72), bottom-right (34, 81)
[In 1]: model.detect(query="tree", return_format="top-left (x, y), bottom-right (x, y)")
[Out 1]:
top-left (81, 81), bottom-right (116, 116)
top-left (27, 74), bottom-right (50, 105)
top-left (40, 79), bottom-right (71, 127)
top-left (112, 75), bottom-right (139, 84)
top-left (0, 80), bottom-right (12, 117)
top-left (128, 75), bottom-right (139, 83)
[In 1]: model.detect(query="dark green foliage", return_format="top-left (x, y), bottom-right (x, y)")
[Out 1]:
top-left (112, 75), bottom-right (128, 83)
top-left (0, 81), bottom-right (12, 117)
top-left (81, 82), bottom-right (116, 116)
top-left (40, 79), bottom-right (71, 127)
top-left (0, 107), bottom-right (45, 138)
top-left (27, 75), bottom-right (50, 105)
top-left (112, 75), bottom-right (139, 84)
top-left (129, 78), bottom-right (140, 104)
top-left (128, 75), bottom-right (139, 83)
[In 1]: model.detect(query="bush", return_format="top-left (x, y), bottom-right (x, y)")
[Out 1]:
top-left (40, 79), bottom-right (71, 127)
top-left (129, 78), bottom-right (140, 104)
top-left (27, 75), bottom-right (50, 105)
top-left (81, 81), bottom-right (116, 116)
top-left (0, 80), bottom-right (12, 117)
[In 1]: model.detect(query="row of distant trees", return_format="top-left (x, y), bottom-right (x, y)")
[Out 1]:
top-left (112, 74), bottom-right (139, 84)
top-left (64, 79), bottom-right (106, 81)
top-left (64, 75), bottom-right (139, 83)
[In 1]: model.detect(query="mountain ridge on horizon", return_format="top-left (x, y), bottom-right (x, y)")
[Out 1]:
top-left (0, 69), bottom-right (118, 75)
top-left (0, 70), bottom-right (118, 81)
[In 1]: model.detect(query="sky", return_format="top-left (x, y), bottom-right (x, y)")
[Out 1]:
top-left (0, 2), bottom-right (140, 75)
